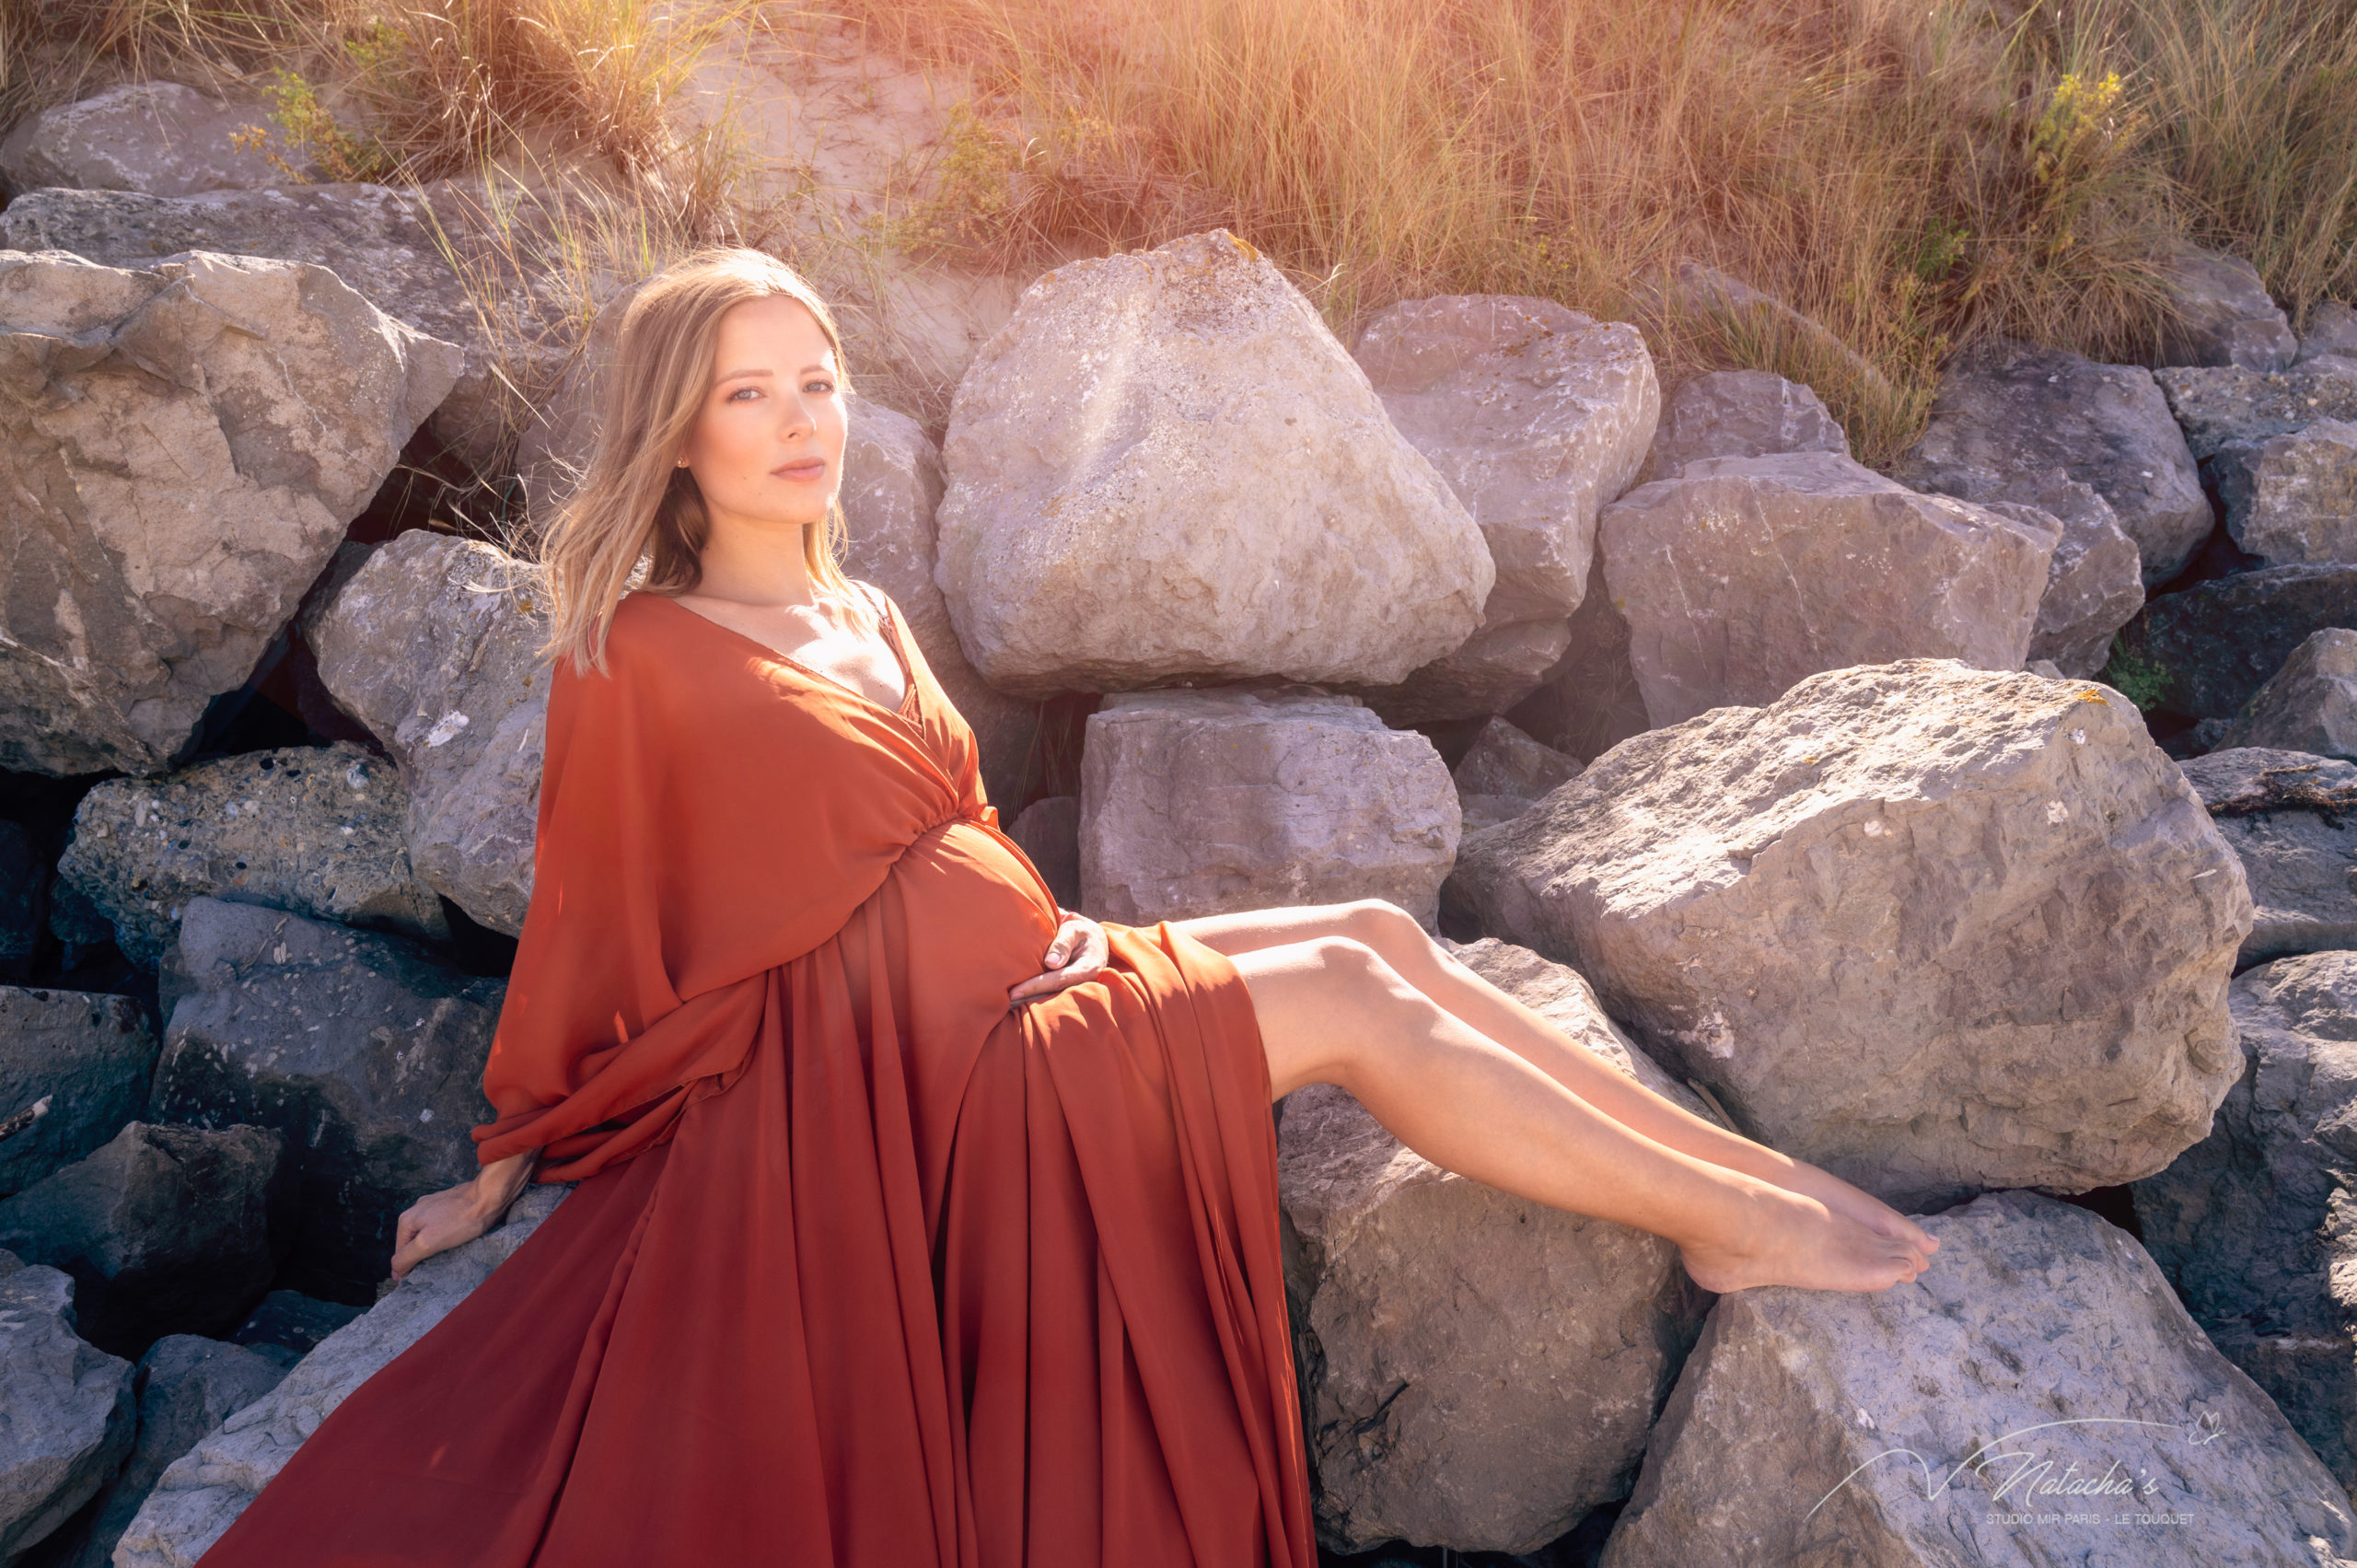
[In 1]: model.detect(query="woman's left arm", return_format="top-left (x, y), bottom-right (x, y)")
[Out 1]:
top-left (1008, 909), bottom-right (1110, 1004)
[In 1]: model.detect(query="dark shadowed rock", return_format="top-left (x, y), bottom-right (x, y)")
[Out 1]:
top-left (1451, 716), bottom-right (1582, 802)
top-left (0, 988), bottom-right (155, 1199)
top-left (2179, 748), bottom-right (2357, 965)
top-left (2117, 565), bottom-right (2357, 721)
top-left (2212, 418), bottom-right (2357, 565)
top-left (2220, 629), bottom-right (2357, 761)
top-left (0, 1257), bottom-right (135, 1560)
top-left (1005, 796), bottom-right (1080, 912)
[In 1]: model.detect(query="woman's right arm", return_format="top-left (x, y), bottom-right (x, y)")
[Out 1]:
top-left (388, 1147), bottom-right (540, 1281)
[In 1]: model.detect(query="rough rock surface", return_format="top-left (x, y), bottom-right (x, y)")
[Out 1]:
top-left (1348, 295), bottom-right (1659, 721)
top-left (1451, 716), bottom-right (1582, 803)
top-left (1895, 337), bottom-right (2210, 585)
top-left (2154, 365), bottom-right (2357, 459)
top-left (2212, 418), bottom-right (2357, 565)
top-left (0, 248), bottom-right (462, 776)
top-left (1601, 1191), bottom-right (2357, 1568)
top-left (1903, 467), bottom-right (2144, 679)
top-left (2133, 951), bottom-right (2357, 1497)
top-left (2303, 304), bottom-right (2357, 378)
top-left (2117, 564), bottom-right (2357, 721)
top-left (1079, 690), bottom-right (1460, 927)
top-left (0, 988), bottom-right (156, 1198)
top-left (148, 897), bottom-right (502, 1301)
top-left (1281, 938), bottom-right (1712, 1553)
top-left (1005, 796), bottom-right (1080, 912)
top-left (1599, 450), bottom-right (2059, 726)
top-left (112, 1184), bottom-right (569, 1568)
top-left (1446, 660), bottom-right (2252, 1208)
top-left (0, 84), bottom-right (296, 197)
top-left (0, 183), bottom-right (559, 467)
top-left (2179, 749), bottom-right (2357, 965)
top-left (0, 1257), bottom-right (135, 1560)
top-left (54, 743), bottom-right (446, 969)
top-left (303, 534), bottom-right (547, 935)
top-left (2221, 629), bottom-right (2357, 761)
top-left (2157, 248), bottom-right (2300, 372)
top-left (1638, 368), bottom-right (1847, 483)
top-left (934, 230), bottom-right (1492, 697)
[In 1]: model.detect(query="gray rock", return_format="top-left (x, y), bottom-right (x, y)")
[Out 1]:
top-left (1281, 938), bottom-right (1711, 1553)
top-left (1450, 716), bottom-right (1582, 802)
top-left (2158, 248), bottom-right (2300, 372)
top-left (1005, 795), bottom-right (1079, 912)
top-left (1896, 337), bottom-right (2210, 586)
top-left (0, 248), bottom-right (461, 776)
top-left (2178, 748), bottom-right (2357, 965)
top-left (112, 1184), bottom-right (568, 1568)
top-left (2305, 304), bottom-right (2357, 364)
top-left (1446, 660), bottom-right (2252, 1209)
top-left (934, 230), bottom-right (1493, 697)
top-left (1639, 368), bottom-right (1847, 483)
top-left (229, 1292), bottom-right (362, 1362)
top-left (0, 989), bottom-right (155, 1199)
top-left (54, 743), bottom-right (447, 970)
top-left (1600, 1191), bottom-right (2357, 1568)
top-left (0, 1261), bottom-right (134, 1560)
top-left (146, 897), bottom-right (502, 1302)
top-left (2154, 365), bottom-right (2357, 459)
top-left (2133, 951), bottom-right (2357, 1499)
top-left (0, 1121), bottom-right (284, 1355)
top-left (302, 533), bottom-right (548, 935)
top-left (1078, 689), bottom-right (1460, 928)
top-left (0, 84), bottom-right (298, 197)
top-left (1348, 295), bottom-right (1659, 722)
top-left (1599, 450), bottom-right (2059, 726)
top-left (2117, 564), bottom-right (2357, 721)
top-left (2212, 419), bottom-right (2357, 565)
top-left (2221, 630), bottom-right (2357, 761)
top-left (1499, 546), bottom-right (1652, 764)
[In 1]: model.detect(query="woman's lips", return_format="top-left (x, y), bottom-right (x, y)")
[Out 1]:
top-left (772, 458), bottom-right (826, 480)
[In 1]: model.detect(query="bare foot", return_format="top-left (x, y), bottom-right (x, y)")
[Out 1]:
top-left (1773, 1163), bottom-right (1940, 1259)
top-left (1678, 1182), bottom-right (1933, 1295)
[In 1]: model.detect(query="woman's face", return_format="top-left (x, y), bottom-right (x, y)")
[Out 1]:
top-left (677, 294), bottom-right (847, 532)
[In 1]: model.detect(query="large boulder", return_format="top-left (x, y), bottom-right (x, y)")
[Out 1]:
top-left (0, 183), bottom-right (559, 468)
top-left (1894, 337), bottom-right (2209, 586)
top-left (1598, 450), bottom-right (2058, 726)
top-left (1078, 690), bottom-right (1460, 928)
top-left (0, 248), bottom-right (461, 776)
top-left (1347, 295), bottom-right (1659, 723)
top-left (54, 743), bottom-right (447, 970)
top-left (148, 897), bottom-right (503, 1302)
top-left (0, 84), bottom-right (296, 198)
top-left (113, 1184), bottom-right (569, 1568)
top-left (2220, 629), bottom-right (2357, 761)
top-left (0, 1121), bottom-right (284, 1355)
top-left (2133, 951), bottom-right (2357, 1499)
top-left (2212, 418), bottom-right (2357, 565)
top-left (2179, 749), bottom-right (2357, 965)
top-left (1637, 368), bottom-right (1846, 483)
top-left (2115, 564), bottom-right (2357, 721)
top-left (1280, 938), bottom-right (1712, 1554)
top-left (2156, 248), bottom-right (2300, 372)
top-left (302, 534), bottom-right (547, 935)
top-left (1446, 660), bottom-right (2252, 1209)
top-left (2303, 304), bottom-right (2357, 377)
top-left (0, 1256), bottom-right (135, 1561)
top-left (2154, 365), bottom-right (2357, 459)
top-left (933, 230), bottom-right (1492, 697)
top-left (1600, 1191), bottom-right (2357, 1567)
top-left (0, 988), bottom-right (156, 1198)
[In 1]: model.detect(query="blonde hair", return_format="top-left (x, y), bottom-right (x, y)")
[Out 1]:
top-left (535, 247), bottom-right (862, 676)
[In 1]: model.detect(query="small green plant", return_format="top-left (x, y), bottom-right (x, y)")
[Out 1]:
top-left (227, 68), bottom-right (394, 183)
top-left (2096, 639), bottom-right (2173, 712)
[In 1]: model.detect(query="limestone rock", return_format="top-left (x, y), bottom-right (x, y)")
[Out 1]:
top-left (1500, 546), bottom-right (1652, 764)
top-left (2157, 248), bottom-right (2300, 372)
top-left (1599, 450), bottom-right (2058, 726)
top-left (1600, 1191), bottom-right (2357, 1567)
top-left (2118, 564), bottom-right (2357, 721)
top-left (2212, 418), bottom-right (2357, 565)
top-left (0, 1122), bottom-right (284, 1355)
top-left (1005, 796), bottom-right (1079, 912)
top-left (1348, 296), bottom-right (1658, 722)
top-left (2303, 304), bottom-right (2357, 378)
top-left (54, 743), bottom-right (447, 970)
top-left (0, 1260), bottom-right (134, 1560)
top-left (1281, 938), bottom-right (1712, 1553)
top-left (302, 533), bottom-right (548, 935)
top-left (2178, 748), bottom-right (2357, 965)
top-left (2133, 951), bottom-right (2357, 1498)
top-left (1896, 337), bottom-right (2209, 586)
top-left (1451, 717), bottom-right (1581, 802)
top-left (0, 84), bottom-right (297, 197)
top-left (0, 248), bottom-right (462, 775)
top-left (2154, 365), bottom-right (2357, 459)
top-left (934, 230), bottom-right (1492, 697)
top-left (147, 897), bottom-right (502, 1301)
top-left (1446, 660), bottom-right (2252, 1208)
top-left (0, 989), bottom-right (156, 1198)
top-left (1639, 368), bottom-right (1846, 483)
top-left (1079, 689), bottom-right (1460, 928)
top-left (2221, 629), bottom-right (2357, 761)
top-left (112, 1184), bottom-right (569, 1568)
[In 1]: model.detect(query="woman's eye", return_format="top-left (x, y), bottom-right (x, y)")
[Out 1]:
top-left (805, 379), bottom-right (835, 394)
top-left (731, 387), bottom-right (762, 402)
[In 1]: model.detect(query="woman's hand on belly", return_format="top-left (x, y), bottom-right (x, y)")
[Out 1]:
top-left (1008, 910), bottom-right (1110, 1005)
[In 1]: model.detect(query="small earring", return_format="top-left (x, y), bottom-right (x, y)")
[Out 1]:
top-left (676, 457), bottom-right (689, 468)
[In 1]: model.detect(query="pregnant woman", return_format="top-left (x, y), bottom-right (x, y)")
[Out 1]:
top-left (196, 248), bottom-right (1933, 1567)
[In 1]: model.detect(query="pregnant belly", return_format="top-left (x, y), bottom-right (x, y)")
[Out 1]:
top-left (849, 818), bottom-right (1062, 1026)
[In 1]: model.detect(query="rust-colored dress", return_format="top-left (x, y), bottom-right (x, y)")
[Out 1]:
top-left (195, 587), bottom-right (1315, 1568)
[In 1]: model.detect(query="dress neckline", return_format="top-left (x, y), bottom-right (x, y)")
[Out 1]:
top-left (644, 587), bottom-right (921, 723)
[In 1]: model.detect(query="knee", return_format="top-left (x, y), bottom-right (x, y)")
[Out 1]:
top-left (1296, 934), bottom-right (1420, 1008)
top-left (1334, 899), bottom-right (1430, 961)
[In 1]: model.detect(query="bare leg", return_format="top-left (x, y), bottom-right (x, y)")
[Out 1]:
top-left (1229, 933), bottom-right (1930, 1293)
top-left (1178, 900), bottom-right (1936, 1257)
